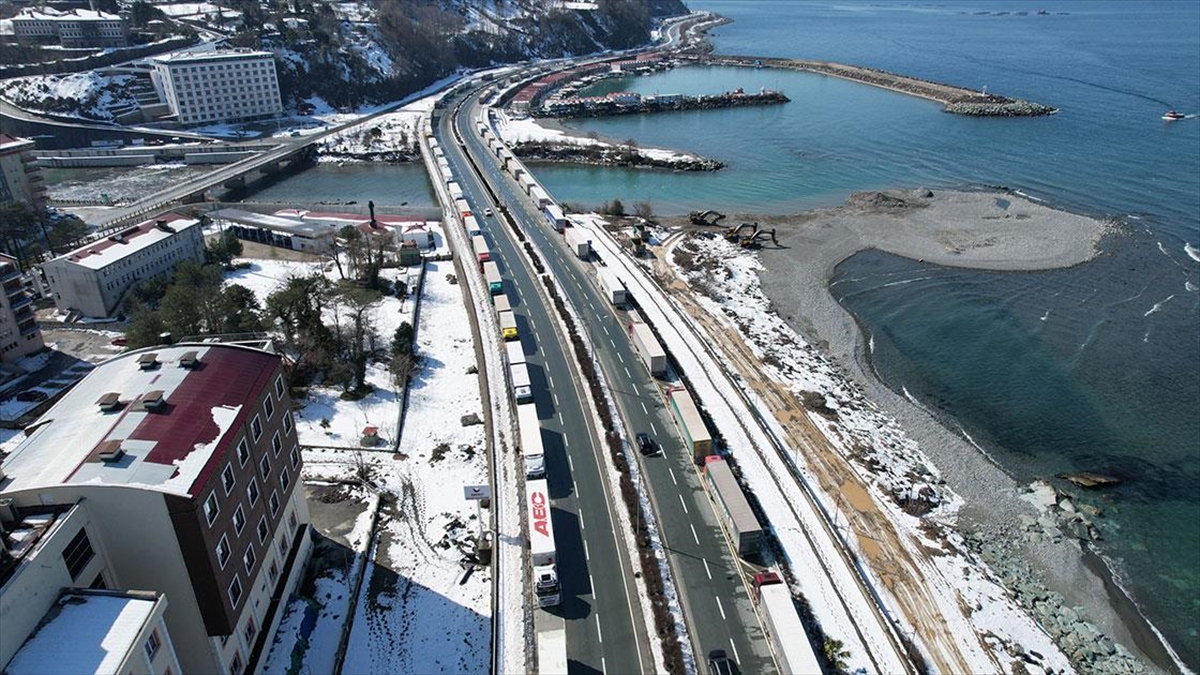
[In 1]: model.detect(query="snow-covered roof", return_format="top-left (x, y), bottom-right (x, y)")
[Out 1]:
top-left (152, 48), bottom-right (273, 65)
top-left (211, 208), bottom-right (336, 239)
top-left (0, 133), bottom-right (34, 154)
top-left (4, 591), bottom-right (159, 675)
top-left (51, 213), bottom-right (199, 271)
top-left (0, 344), bottom-right (281, 497)
top-left (13, 8), bottom-right (121, 22)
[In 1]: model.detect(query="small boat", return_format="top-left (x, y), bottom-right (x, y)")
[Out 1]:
top-left (1163, 109), bottom-right (1185, 121)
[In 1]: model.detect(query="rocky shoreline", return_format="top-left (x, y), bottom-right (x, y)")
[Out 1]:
top-left (509, 140), bottom-right (723, 171)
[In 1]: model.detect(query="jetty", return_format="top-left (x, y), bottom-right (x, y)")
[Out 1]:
top-left (533, 88), bottom-right (789, 119)
top-left (703, 55), bottom-right (1056, 117)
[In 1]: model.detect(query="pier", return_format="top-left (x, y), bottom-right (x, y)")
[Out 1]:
top-left (533, 88), bottom-right (789, 119)
top-left (703, 55), bottom-right (1056, 117)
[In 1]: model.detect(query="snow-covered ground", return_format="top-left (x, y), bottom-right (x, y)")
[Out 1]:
top-left (493, 110), bottom-right (706, 165)
top-left (0, 71), bottom-right (138, 121)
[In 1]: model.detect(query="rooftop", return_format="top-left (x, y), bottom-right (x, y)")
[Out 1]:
top-left (52, 213), bottom-right (198, 271)
top-left (0, 344), bottom-right (281, 497)
top-left (0, 133), bottom-right (34, 154)
top-left (14, 8), bottom-right (121, 22)
top-left (210, 208), bottom-right (336, 239)
top-left (152, 48), bottom-right (273, 65)
top-left (5, 591), bottom-right (159, 675)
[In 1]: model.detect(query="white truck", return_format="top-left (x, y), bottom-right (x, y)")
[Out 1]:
top-left (526, 479), bottom-right (561, 607)
top-left (537, 628), bottom-right (568, 675)
top-left (530, 186), bottom-right (551, 207)
top-left (545, 204), bottom-right (568, 233)
top-left (510, 362), bottom-right (533, 403)
top-left (753, 572), bottom-right (822, 674)
top-left (598, 267), bottom-right (627, 305)
top-left (517, 402), bottom-right (544, 476)
top-left (505, 339), bottom-right (525, 366)
top-left (564, 226), bottom-right (591, 258)
top-left (628, 320), bottom-right (666, 376)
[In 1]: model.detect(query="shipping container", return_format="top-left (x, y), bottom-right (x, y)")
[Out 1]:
top-left (667, 386), bottom-right (712, 461)
top-left (628, 321), bottom-right (667, 376)
top-left (703, 455), bottom-right (763, 558)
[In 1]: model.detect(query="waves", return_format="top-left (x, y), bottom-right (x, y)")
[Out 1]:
top-left (1144, 295), bottom-right (1176, 317)
top-left (1186, 243), bottom-right (1200, 263)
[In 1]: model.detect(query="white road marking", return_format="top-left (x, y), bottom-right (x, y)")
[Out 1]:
top-left (563, 436), bottom-right (569, 448)
top-left (553, 393), bottom-right (560, 407)
top-left (609, 338), bottom-right (616, 348)
top-left (640, 401), bottom-right (648, 414)
top-left (602, 657), bottom-right (607, 675)
top-left (596, 616), bottom-right (604, 643)
top-left (690, 523), bottom-right (700, 545)
top-left (703, 559), bottom-right (713, 580)
top-left (568, 455), bottom-right (575, 471)
top-left (715, 596), bottom-right (726, 621)
top-left (678, 494), bottom-right (689, 514)
top-left (603, 324), bottom-right (610, 335)
top-left (729, 640), bottom-right (741, 664)
top-left (651, 422), bottom-right (658, 435)
top-left (548, 375), bottom-right (555, 388)
top-left (623, 367), bottom-right (632, 379)
top-left (584, 540), bottom-right (590, 557)
top-left (617, 352), bottom-right (624, 364)
top-left (631, 382), bottom-right (639, 394)
top-left (578, 507), bottom-right (584, 529)
top-left (668, 467), bottom-right (677, 485)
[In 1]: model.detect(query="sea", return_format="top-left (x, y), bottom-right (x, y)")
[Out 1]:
top-left (529, 0), bottom-right (1200, 668)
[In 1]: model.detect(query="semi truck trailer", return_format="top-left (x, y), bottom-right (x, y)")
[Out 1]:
top-left (753, 572), bottom-right (823, 674)
top-left (598, 268), bottom-right (627, 305)
top-left (525, 479), bottom-right (561, 607)
top-left (628, 320), bottom-right (667, 376)
top-left (564, 226), bottom-right (590, 257)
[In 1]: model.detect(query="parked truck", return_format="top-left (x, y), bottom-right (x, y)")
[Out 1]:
top-left (753, 572), bottom-right (823, 675)
top-left (498, 310), bottom-right (518, 340)
top-left (598, 268), bottom-right (627, 305)
top-left (471, 235), bottom-right (491, 264)
top-left (666, 385), bottom-right (712, 461)
top-left (511, 362), bottom-right (533, 404)
top-left (628, 320), bottom-right (667, 376)
top-left (703, 455), bottom-right (763, 558)
top-left (525, 479), bottom-right (561, 607)
top-left (464, 215), bottom-right (481, 237)
top-left (545, 203), bottom-right (567, 233)
top-left (530, 186), bottom-right (551, 207)
top-left (455, 198), bottom-right (471, 219)
top-left (448, 181), bottom-right (464, 200)
top-left (564, 226), bottom-right (590, 258)
top-left (505, 339), bottom-right (525, 367)
top-left (482, 260), bottom-right (503, 295)
top-left (494, 293), bottom-right (512, 313)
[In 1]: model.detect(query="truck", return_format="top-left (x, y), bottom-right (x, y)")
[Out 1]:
top-left (463, 215), bottom-right (481, 237)
top-left (471, 235), bottom-right (490, 264)
top-left (520, 174), bottom-right (537, 196)
top-left (455, 198), bottom-right (471, 219)
top-left (564, 226), bottom-right (590, 257)
top-left (512, 362), bottom-right (534, 404)
top-left (537, 628), bottom-right (568, 675)
top-left (498, 310), bottom-right (518, 340)
top-left (628, 320), bottom-right (667, 376)
top-left (494, 293), bottom-right (512, 313)
top-left (703, 455), bottom-right (763, 558)
top-left (482, 260), bottom-right (503, 295)
top-left (448, 181), bottom-right (464, 200)
top-left (753, 572), bottom-right (823, 675)
top-left (667, 386), bottom-right (712, 462)
top-left (530, 186), bottom-right (551, 207)
top-left (598, 268), bottom-right (627, 305)
top-left (545, 203), bottom-right (568, 233)
top-left (505, 339), bottom-right (525, 367)
top-left (525, 479), bottom-right (561, 607)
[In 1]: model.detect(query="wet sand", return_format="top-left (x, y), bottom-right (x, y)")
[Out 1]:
top-left (749, 188), bottom-right (1175, 671)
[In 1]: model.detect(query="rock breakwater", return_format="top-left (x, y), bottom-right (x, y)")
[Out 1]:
top-left (510, 140), bottom-right (723, 171)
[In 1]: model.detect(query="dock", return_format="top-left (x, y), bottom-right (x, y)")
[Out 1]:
top-left (533, 88), bottom-right (789, 119)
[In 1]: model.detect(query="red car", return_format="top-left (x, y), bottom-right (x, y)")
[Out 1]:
top-left (110, 336), bottom-right (128, 346)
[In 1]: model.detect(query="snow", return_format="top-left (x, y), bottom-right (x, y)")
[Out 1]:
top-left (493, 110), bottom-right (700, 164)
top-left (4, 593), bottom-right (157, 675)
top-left (0, 71), bottom-right (137, 122)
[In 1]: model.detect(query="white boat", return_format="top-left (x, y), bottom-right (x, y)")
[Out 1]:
top-left (1163, 109), bottom-right (1185, 121)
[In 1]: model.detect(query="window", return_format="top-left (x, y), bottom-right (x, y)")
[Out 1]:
top-left (221, 463), bottom-right (236, 495)
top-left (271, 432), bottom-right (282, 457)
top-left (263, 395), bottom-right (274, 419)
top-left (243, 545), bottom-right (256, 574)
top-left (144, 630), bottom-right (161, 660)
top-left (243, 617), bottom-right (257, 645)
top-left (268, 491), bottom-right (280, 517)
top-left (232, 506), bottom-right (246, 535)
top-left (236, 438), bottom-right (250, 467)
top-left (251, 414), bottom-right (262, 441)
top-left (203, 492), bottom-right (220, 525)
top-left (289, 447), bottom-right (300, 469)
top-left (280, 468), bottom-right (290, 492)
top-left (259, 455), bottom-right (270, 479)
top-left (282, 411), bottom-right (293, 435)
top-left (289, 511), bottom-right (298, 530)
top-left (256, 515), bottom-right (269, 543)
top-left (275, 374), bottom-right (285, 398)
top-left (278, 530), bottom-right (289, 556)
top-left (268, 559), bottom-right (280, 583)
top-left (216, 534), bottom-right (231, 569)
top-left (228, 575), bottom-right (243, 607)
top-left (62, 528), bottom-right (95, 580)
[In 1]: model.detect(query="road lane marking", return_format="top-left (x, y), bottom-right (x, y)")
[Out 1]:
top-left (690, 523), bottom-right (700, 545)
top-left (730, 641), bottom-right (741, 664)
top-left (548, 374), bottom-right (555, 387)
top-left (609, 339), bottom-right (616, 348)
top-left (703, 559), bottom-right (713, 580)
top-left (668, 467), bottom-right (677, 485)
top-left (678, 494), bottom-right (688, 514)
top-left (716, 596), bottom-right (726, 620)
top-left (568, 455), bottom-right (575, 471)
top-left (640, 401), bottom-right (648, 414)
top-left (584, 540), bottom-right (590, 557)
top-left (603, 325), bottom-right (610, 335)
top-left (596, 616), bottom-right (603, 643)
top-left (623, 366), bottom-right (631, 379)
top-left (563, 436), bottom-right (569, 448)
top-left (553, 393), bottom-right (560, 407)
top-left (602, 657), bottom-right (607, 675)
top-left (651, 422), bottom-right (658, 435)
top-left (617, 352), bottom-right (624, 364)
top-left (631, 382), bottom-right (639, 394)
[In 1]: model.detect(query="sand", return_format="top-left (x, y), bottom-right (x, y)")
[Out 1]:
top-left (750, 189), bottom-right (1176, 671)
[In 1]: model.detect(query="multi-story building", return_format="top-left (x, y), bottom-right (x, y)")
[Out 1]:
top-left (150, 49), bottom-right (282, 126)
top-left (0, 134), bottom-right (46, 212)
top-left (39, 212), bottom-right (205, 319)
top-left (0, 343), bottom-right (311, 675)
top-left (11, 8), bottom-right (127, 48)
top-left (0, 254), bottom-right (44, 364)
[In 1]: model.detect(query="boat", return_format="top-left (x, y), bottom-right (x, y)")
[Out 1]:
top-left (1162, 109), bottom-right (1185, 121)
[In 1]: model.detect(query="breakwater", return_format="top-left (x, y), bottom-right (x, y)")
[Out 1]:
top-left (534, 89), bottom-right (789, 119)
top-left (703, 55), bottom-right (1056, 117)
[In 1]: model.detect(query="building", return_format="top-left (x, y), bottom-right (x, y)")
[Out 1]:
top-left (11, 8), bottom-right (127, 48)
top-left (0, 254), bottom-right (44, 364)
top-left (39, 212), bottom-right (205, 319)
top-left (0, 343), bottom-right (311, 675)
top-left (210, 208), bottom-right (338, 253)
top-left (0, 134), bottom-right (46, 212)
top-left (150, 49), bottom-right (282, 126)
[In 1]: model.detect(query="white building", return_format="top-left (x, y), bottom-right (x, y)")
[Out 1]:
top-left (0, 343), bottom-right (311, 675)
top-left (0, 253), bottom-right (44, 364)
top-left (150, 49), bottom-right (282, 126)
top-left (39, 212), bottom-right (205, 319)
top-left (11, 8), bottom-right (127, 48)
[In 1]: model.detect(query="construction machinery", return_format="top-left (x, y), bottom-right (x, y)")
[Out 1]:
top-left (741, 228), bottom-right (778, 248)
top-left (689, 210), bottom-right (726, 226)
top-left (724, 221), bottom-right (757, 242)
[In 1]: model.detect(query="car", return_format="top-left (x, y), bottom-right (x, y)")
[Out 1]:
top-left (110, 336), bottom-right (128, 346)
top-left (15, 390), bottom-right (48, 402)
top-left (485, 207), bottom-right (494, 217)
top-left (636, 432), bottom-right (656, 456)
top-left (708, 649), bottom-right (735, 675)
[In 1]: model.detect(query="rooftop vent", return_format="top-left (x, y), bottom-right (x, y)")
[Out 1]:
top-left (155, 219), bottom-right (175, 233)
top-left (137, 353), bottom-right (159, 370)
top-left (142, 390), bottom-right (166, 411)
top-left (178, 351), bottom-right (199, 369)
top-left (96, 392), bottom-right (122, 412)
top-left (95, 440), bottom-right (125, 464)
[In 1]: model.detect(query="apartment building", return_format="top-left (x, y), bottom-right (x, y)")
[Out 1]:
top-left (11, 8), bottom-right (127, 48)
top-left (0, 343), bottom-right (311, 674)
top-left (0, 134), bottom-right (47, 212)
top-left (150, 49), bottom-right (282, 126)
top-left (0, 254), bottom-right (44, 364)
top-left (39, 212), bottom-right (205, 318)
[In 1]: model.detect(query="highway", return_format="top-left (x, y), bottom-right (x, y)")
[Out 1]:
top-left (447, 88), bottom-right (777, 672)
top-left (437, 95), bottom-right (651, 675)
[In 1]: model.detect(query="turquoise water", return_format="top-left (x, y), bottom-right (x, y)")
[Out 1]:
top-left (534, 0), bottom-right (1200, 666)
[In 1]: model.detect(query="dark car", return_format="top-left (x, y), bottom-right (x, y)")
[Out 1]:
top-left (708, 649), bottom-right (735, 675)
top-left (15, 390), bottom-right (48, 402)
top-left (636, 432), bottom-right (657, 456)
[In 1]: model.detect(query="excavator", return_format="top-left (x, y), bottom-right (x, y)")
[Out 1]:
top-left (689, 210), bottom-right (726, 226)
top-left (724, 222), bottom-right (757, 242)
top-left (740, 228), bottom-right (779, 249)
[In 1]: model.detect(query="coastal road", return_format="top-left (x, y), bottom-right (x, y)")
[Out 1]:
top-left (452, 95), bottom-right (777, 673)
top-left (437, 94), bottom-right (650, 675)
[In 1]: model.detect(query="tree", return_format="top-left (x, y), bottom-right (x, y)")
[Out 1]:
top-left (46, 216), bottom-right (88, 254)
top-left (206, 230), bottom-right (244, 269)
top-left (219, 284), bottom-right (265, 334)
top-left (0, 201), bottom-right (42, 266)
top-left (633, 201), bottom-right (654, 222)
top-left (333, 286), bottom-right (381, 392)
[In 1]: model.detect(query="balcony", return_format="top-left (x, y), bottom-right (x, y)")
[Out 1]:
top-left (1, 264), bottom-right (19, 284)
top-left (4, 278), bottom-right (24, 296)
top-left (9, 294), bottom-right (32, 311)
top-left (18, 317), bottom-right (39, 336)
